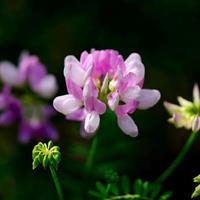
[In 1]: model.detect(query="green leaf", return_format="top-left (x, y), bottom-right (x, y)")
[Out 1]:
top-left (142, 181), bottom-right (150, 196)
top-left (96, 182), bottom-right (107, 195)
top-left (134, 179), bottom-right (143, 195)
top-left (121, 175), bottom-right (130, 194)
top-left (159, 191), bottom-right (173, 200)
top-left (110, 183), bottom-right (119, 195)
top-left (150, 183), bottom-right (161, 199)
top-left (88, 190), bottom-right (103, 199)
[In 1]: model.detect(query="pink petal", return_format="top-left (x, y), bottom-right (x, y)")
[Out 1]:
top-left (53, 94), bottom-right (82, 115)
top-left (120, 86), bottom-right (141, 103)
top-left (115, 100), bottom-right (139, 117)
top-left (85, 96), bottom-right (106, 114)
top-left (118, 72), bottom-right (137, 93)
top-left (117, 114), bottom-right (138, 137)
top-left (84, 111), bottom-right (100, 133)
top-left (66, 108), bottom-right (87, 121)
top-left (83, 79), bottom-right (98, 98)
top-left (64, 55), bottom-right (86, 87)
top-left (66, 79), bottom-right (83, 100)
top-left (137, 89), bottom-right (161, 110)
top-left (80, 51), bottom-right (89, 65)
top-left (108, 91), bottom-right (119, 111)
top-left (125, 53), bottom-right (145, 83)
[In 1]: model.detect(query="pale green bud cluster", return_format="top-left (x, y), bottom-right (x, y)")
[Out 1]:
top-left (192, 174), bottom-right (200, 198)
top-left (32, 141), bottom-right (61, 170)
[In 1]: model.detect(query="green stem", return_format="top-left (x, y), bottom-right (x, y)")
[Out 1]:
top-left (105, 194), bottom-right (149, 200)
top-left (85, 135), bottom-right (98, 175)
top-left (156, 131), bottom-right (198, 184)
top-left (49, 166), bottom-right (64, 200)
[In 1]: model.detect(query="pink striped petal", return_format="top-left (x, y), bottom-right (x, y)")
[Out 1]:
top-left (138, 89), bottom-right (161, 110)
top-left (83, 79), bottom-right (98, 98)
top-left (125, 53), bottom-right (145, 83)
top-left (117, 114), bottom-right (138, 137)
top-left (115, 100), bottom-right (139, 117)
top-left (108, 91), bottom-right (119, 111)
top-left (118, 72), bottom-right (137, 93)
top-left (85, 96), bottom-right (106, 114)
top-left (64, 56), bottom-right (86, 87)
top-left (66, 108), bottom-right (87, 121)
top-left (53, 94), bottom-right (82, 115)
top-left (66, 79), bottom-right (83, 100)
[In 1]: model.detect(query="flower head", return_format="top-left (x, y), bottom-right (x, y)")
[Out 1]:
top-left (164, 84), bottom-right (200, 132)
top-left (53, 49), bottom-right (160, 138)
top-left (0, 52), bottom-right (59, 143)
top-left (32, 140), bottom-right (61, 170)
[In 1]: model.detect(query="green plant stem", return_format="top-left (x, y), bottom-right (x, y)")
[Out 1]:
top-left (105, 194), bottom-right (149, 200)
top-left (49, 166), bottom-right (64, 200)
top-left (85, 135), bottom-right (98, 175)
top-left (156, 131), bottom-right (198, 184)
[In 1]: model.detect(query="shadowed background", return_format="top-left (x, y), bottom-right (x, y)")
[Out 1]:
top-left (0, 0), bottom-right (200, 199)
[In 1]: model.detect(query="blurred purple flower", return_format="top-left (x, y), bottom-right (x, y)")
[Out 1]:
top-left (0, 85), bottom-right (21, 125)
top-left (53, 49), bottom-right (160, 138)
top-left (19, 105), bottom-right (58, 143)
top-left (0, 52), bottom-right (59, 143)
top-left (0, 52), bottom-right (58, 98)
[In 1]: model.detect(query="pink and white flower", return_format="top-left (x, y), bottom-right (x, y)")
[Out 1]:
top-left (53, 49), bottom-right (161, 138)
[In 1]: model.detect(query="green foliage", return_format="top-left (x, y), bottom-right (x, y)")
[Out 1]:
top-left (32, 141), bottom-right (61, 170)
top-left (89, 171), bottom-right (172, 200)
top-left (192, 174), bottom-right (200, 198)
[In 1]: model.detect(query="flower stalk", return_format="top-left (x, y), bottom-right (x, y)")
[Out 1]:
top-left (85, 135), bottom-right (98, 175)
top-left (156, 131), bottom-right (198, 184)
top-left (49, 166), bottom-right (64, 200)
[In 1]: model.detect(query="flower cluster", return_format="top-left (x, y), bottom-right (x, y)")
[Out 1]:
top-left (0, 52), bottom-right (58, 143)
top-left (53, 49), bottom-right (160, 137)
top-left (164, 84), bottom-right (200, 132)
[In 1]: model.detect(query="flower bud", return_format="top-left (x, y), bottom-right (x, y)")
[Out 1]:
top-left (32, 141), bottom-right (61, 170)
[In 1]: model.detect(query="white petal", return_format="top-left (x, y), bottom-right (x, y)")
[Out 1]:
top-left (117, 114), bottom-right (138, 137)
top-left (125, 53), bottom-right (145, 82)
top-left (138, 89), bottom-right (161, 109)
top-left (177, 96), bottom-right (193, 107)
top-left (101, 73), bottom-right (109, 93)
top-left (0, 61), bottom-right (19, 85)
top-left (53, 94), bottom-right (82, 115)
top-left (120, 85), bottom-right (141, 103)
top-left (36, 75), bottom-right (58, 98)
top-left (64, 55), bottom-right (86, 87)
top-left (84, 111), bottom-right (100, 133)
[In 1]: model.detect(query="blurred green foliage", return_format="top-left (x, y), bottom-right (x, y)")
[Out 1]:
top-left (1, 0), bottom-right (200, 199)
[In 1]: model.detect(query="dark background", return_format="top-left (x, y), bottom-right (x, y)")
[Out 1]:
top-left (0, 0), bottom-right (200, 199)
